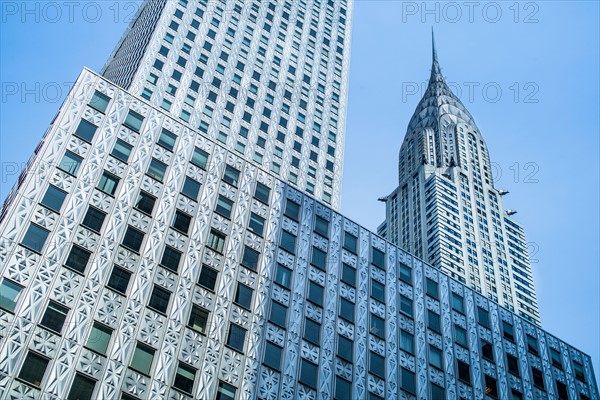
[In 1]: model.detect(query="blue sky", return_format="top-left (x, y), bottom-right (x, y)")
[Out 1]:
top-left (1, 0), bottom-right (599, 379)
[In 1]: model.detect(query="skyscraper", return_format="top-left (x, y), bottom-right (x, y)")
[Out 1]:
top-left (0, 1), bottom-right (597, 399)
top-left (378, 34), bottom-right (540, 326)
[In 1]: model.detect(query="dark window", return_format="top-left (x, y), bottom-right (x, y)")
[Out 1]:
top-left (429, 345), bottom-right (443, 369)
top-left (511, 389), bottom-right (524, 400)
top-left (304, 318), bottom-right (321, 344)
top-left (173, 363), bottom-right (196, 394)
top-left (507, 353), bottom-right (520, 376)
top-left (223, 165), bottom-right (240, 187)
top-left (148, 286), bottom-right (171, 314)
top-left (573, 361), bottom-right (586, 382)
top-left (135, 191), bottom-right (156, 215)
top-left (130, 342), bottom-right (155, 375)
top-left (158, 129), bottom-right (177, 151)
top-left (263, 341), bottom-right (283, 370)
top-left (85, 322), bottom-right (112, 355)
top-left (280, 231), bottom-right (296, 253)
top-left (343, 231), bottom-right (357, 253)
top-left (284, 199), bottom-right (300, 220)
top-left (371, 280), bottom-right (385, 303)
top-left (371, 247), bottom-right (385, 268)
top-left (337, 335), bottom-right (353, 361)
top-left (335, 377), bottom-right (352, 400)
top-left (269, 301), bottom-right (287, 327)
top-left (430, 383), bottom-right (445, 399)
top-left (40, 300), bottom-right (69, 333)
top-left (341, 263), bottom-right (356, 287)
top-left (64, 245), bottom-right (91, 274)
top-left (451, 292), bottom-right (464, 312)
top-left (58, 151), bottom-right (83, 175)
top-left (299, 359), bottom-right (318, 388)
top-left (478, 307), bottom-right (490, 328)
top-left (550, 348), bottom-right (563, 369)
top-left (307, 281), bottom-right (324, 306)
top-left (198, 265), bottom-right (218, 291)
top-left (89, 91), bottom-right (110, 113)
top-left (147, 159), bottom-right (168, 183)
top-left (426, 278), bottom-right (438, 299)
top-left (160, 246), bottom-right (182, 273)
top-left (241, 246), bottom-right (260, 271)
top-left (67, 373), bottom-right (96, 400)
top-left (527, 334), bottom-right (539, 356)
top-left (188, 305), bottom-right (209, 334)
top-left (314, 216), bottom-right (329, 236)
top-left (182, 177), bottom-right (201, 200)
top-left (455, 324), bottom-right (468, 347)
top-left (216, 381), bottom-right (236, 400)
top-left (428, 310), bottom-right (441, 333)
top-left (400, 330), bottom-right (414, 354)
top-left (74, 119), bottom-right (97, 142)
top-left (399, 295), bottom-right (413, 317)
top-left (111, 139), bottom-right (133, 162)
top-left (369, 351), bottom-right (385, 378)
top-left (227, 323), bottom-right (246, 352)
top-left (481, 340), bottom-right (494, 362)
top-left (485, 375), bottom-right (498, 398)
top-left (370, 314), bottom-right (385, 339)
top-left (311, 247), bottom-right (327, 270)
top-left (40, 185), bottom-right (67, 213)
top-left (215, 195), bottom-right (234, 218)
top-left (274, 263), bottom-right (292, 288)
top-left (400, 367), bottom-right (416, 394)
top-left (107, 266), bottom-right (131, 294)
top-left (234, 283), bottom-right (253, 310)
top-left (172, 211), bottom-right (192, 234)
top-left (503, 321), bottom-right (515, 342)
top-left (122, 226), bottom-right (144, 252)
top-left (207, 229), bottom-right (226, 253)
top-left (82, 206), bottom-right (106, 232)
top-left (21, 224), bottom-right (49, 253)
top-left (532, 367), bottom-right (545, 390)
top-left (457, 360), bottom-right (471, 384)
top-left (191, 147), bottom-right (209, 169)
top-left (0, 279), bottom-right (23, 312)
top-left (556, 380), bottom-right (569, 400)
top-left (18, 351), bottom-right (49, 387)
top-left (254, 182), bottom-right (270, 204)
top-left (248, 213), bottom-right (265, 236)
top-left (124, 111), bottom-right (144, 132)
top-left (339, 298), bottom-right (355, 323)
top-left (399, 263), bottom-right (412, 284)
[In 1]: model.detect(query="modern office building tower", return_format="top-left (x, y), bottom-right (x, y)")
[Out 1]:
top-left (378, 37), bottom-right (540, 326)
top-left (0, 70), bottom-right (598, 400)
top-left (101, 0), bottom-right (353, 210)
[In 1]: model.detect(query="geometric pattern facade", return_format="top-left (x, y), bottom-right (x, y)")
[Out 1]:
top-left (381, 37), bottom-right (540, 326)
top-left (0, 70), bottom-right (598, 400)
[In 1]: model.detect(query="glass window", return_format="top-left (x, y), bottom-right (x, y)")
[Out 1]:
top-left (158, 129), bottom-right (177, 151)
top-left (369, 351), bottom-right (385, 378)
top-left (40, 185), bottom-right (67, 213)
top-left (58, 151), bottom-right (83, 175)
top-left (400, 330), bottom-right (414, 354)
top-left (399, 295), bottom-right (412, 317)
top-left (478, 307), bottom-right (490, 328)
top-left (111, 139), bottom-right (133, 162)
top-left (254, 182), bottom-right (270, 204)
top-left (370, 314), bottom-right (385, 339)
top-left (263, 341), bottom-right (282, 370)
top-left (147, 158), bottom-right (167, 182)
top-left (89, 91), bottom-right (110, 112)
top-left (337, 335), bottom-right (353, 361)
top-left (227, 323), bottom-right (246, 352)
top-left (335, 377), bottom-right (352, 400)
top-left (216, 381), bottom-right (236, 400)
top-left (40, 300), bottom-right (69, 333)
top-left (21, 224), bottom-right (49, 253)
top-left (148, 285), bottom-right (171, 314)
top-left (124, 111), bottom-right (144, 132)
top-left (343, 231), bottom-right (357, 253)
top-left (130, 342), bottom-right (155, 375)
top-left (503, 321), bottom-right (515, 341)
top-left (284, 199), bottom-right (300, 220)
top-left (241, 246), bottom-right (260, 271)
top-left (341, 263), bottom-right (356, 287)
top-left (573, 361), bottom-right (586, 382)
top-left (0, 279), bottom-right (23, 312)
top-left (556, 380), bottom-right (569, 400)
top-left (455, 324), bottom-right (468, 347)
top-left (430, 383), bottom-right (445, 399)
top-left (182, 177), bottom-right (201, 200)
top-left (527, 334), bottom-right (539, 356)
top-left (107, 265), bottom-right (131, 294)
top-left (97, 171), bottom-right (119, 195)
top-left (303, 318), bottom-right (320, 344)
top-left (532, 367), bottom-right (545, 390)
top-left (401, 367), bottom-right (416, 394)
top-left (307, 281), bottom-right (324, 306)
top-left (86, 322), bottom-right (112, 355)
top-left (223, 165), bottom-right (240, 186)
top-left (207, 230), bottom-right (226, 253)
top-left (234, 283), bottom-right (253, 310)
top-left (428, 310), bottom-right (441, 333)
top-left (339, 298), bottom-right (355, 323)
top-left (191, 147), bottom-right (209, 169)
top-left (371, 280), bottom-right (385, 302)
top-left (429, 346), bottom-right (443, 369)
top-left (135, 191), bottom-right (156, 215)
top-left (451, 292), bottom-right (464, 313)
top-left (160, 246), bottom-right (182, 273)
top-left (371, 247), bottom-right (385, 268)
top-left (198, 265), bottom-right (218, 291)
top-left (399, 263), bottom-right (411, 284)
top-left (18, 351), bottom-right (49, 387)
top-left (74, 119), bottom-right (97, 142)
top-left (173, 363), bottom-right (196, 394)
top-left (64, 245), bottom-right (91, 274)
top-left (299, 359), bottom-right (318, 388)
top-left (188, 304), bottom-right (209, 334)
top-left (67, 373), bottom-right (96, 400)
top-left (550, 348), bottom-right (563, 369)
top-left (82, 206), bottom-right (106, 232)
top-left (311, 247), bottom-right (327, 270)
top-left (314, 216), bottom-right (329, 236)
top-left (507, 353), bottom-right (520, 376)
top-left (426, 278), bottom-right (438, 299)
top-left (269, 301), bottom-right (287, 327)
top-left (122, 226), bottom-right (144, 252)
top-left (248, 213), bottom-right (265, 236)
top-left (215, 195), bottom-right (234, 218)
top-left (457, 360), bottom-right (471, 384)
top-left (280, 231), bottom-right (296, 253)
top-left (481, 340), bottom-right (494, 362)
top-left (172, 210), bottom-right (192, 234)
top-left (274, 263), bottom-right (292, 288)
